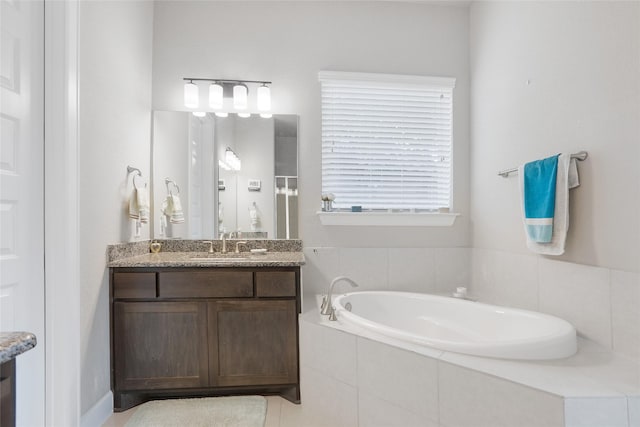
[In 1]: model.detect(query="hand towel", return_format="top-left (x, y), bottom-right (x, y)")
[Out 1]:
top-left (137, 187), bottom-right (150, 224)
top-left (128, 187), bottom-right (149, 224)
top-left (519, 153), bottom-right (580, 255)
top-left (128, 193), bottom-right (140, 220)
top-left (522, 154), bottom-right (559, 243)
top-left (169, 194), bottom-right (185, 224)
top-left (162, 195), bottom-right (185, 224)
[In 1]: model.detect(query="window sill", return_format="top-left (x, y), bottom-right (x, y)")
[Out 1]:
top-left (316, 211), bottom-right (459, 227)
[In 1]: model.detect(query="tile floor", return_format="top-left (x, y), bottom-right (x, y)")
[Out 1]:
top-left (102, 395), bottom-right (304, 427)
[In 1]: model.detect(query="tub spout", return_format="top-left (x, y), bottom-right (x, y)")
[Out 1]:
top-left (321, 276), bottom-right (359, 319)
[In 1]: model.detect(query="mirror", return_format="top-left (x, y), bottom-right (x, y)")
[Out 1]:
top-left (152, 111), bottom-right (298, 240)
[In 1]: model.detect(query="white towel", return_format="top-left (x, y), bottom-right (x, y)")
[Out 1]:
top-left (519, 153), bottom-right (580, 255)
top-left (169, 194), bottom-right (184, 224)
top-left (162, 195), bottom-right (185, 224)
top-left (129, 187), bottom-right (150, 224)
top-left (137, 187), bottom-right (149, 224)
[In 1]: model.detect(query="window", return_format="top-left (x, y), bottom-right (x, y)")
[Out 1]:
top-left (320, 71), bottom-right (455, 212)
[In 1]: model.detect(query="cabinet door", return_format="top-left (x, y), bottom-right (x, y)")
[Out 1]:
top-left (113, 301), bottom-right (209, 390)
top-left (208, 300), bottom-right (298, 387)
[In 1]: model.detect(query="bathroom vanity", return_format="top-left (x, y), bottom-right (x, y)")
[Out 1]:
top-left (0, 332), bottom-right (37, 427)
top-left (108, 242), bottom-right (304, 411)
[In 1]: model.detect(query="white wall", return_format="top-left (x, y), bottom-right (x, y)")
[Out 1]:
top-left (152, 111), bottom-right (189, 238)
top-left (469, 1), bottom-right (640, 273)
top-left (235, 117), bottom-right (275, 236)
top-left (78, 0), bottom-right (153, 416)
top-left (468, 1), bottom-right (640, 360)
top-left (151, 0), bottom-right (471, 248)
top-left (217, 116), bottom-right (238, 234)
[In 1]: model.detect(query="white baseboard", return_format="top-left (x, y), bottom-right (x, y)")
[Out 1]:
top-left (80, 391), bottom-right (113, 427)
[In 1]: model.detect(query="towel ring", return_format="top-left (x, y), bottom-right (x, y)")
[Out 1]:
top-left (127, 165), bottom-right (146, 190)
top-left (165, 178), bottom-right (180, 196)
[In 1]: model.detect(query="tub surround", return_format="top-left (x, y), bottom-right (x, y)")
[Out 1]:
top-left (304, 295), bottom-right (640, 426)
top-left (0, 332), bottom-right (37, 364)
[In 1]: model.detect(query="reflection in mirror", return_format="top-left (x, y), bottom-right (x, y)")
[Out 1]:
top-left (152, 111), bottom-right (298, 240)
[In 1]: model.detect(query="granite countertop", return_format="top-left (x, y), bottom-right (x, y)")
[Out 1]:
top-left (0, 332), bottom-right (37, 364)
top-left (108, 251), bottom-right (306, 268)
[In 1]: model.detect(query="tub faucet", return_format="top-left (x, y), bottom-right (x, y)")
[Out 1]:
top-left (321, 276), bottom-right (359, 320)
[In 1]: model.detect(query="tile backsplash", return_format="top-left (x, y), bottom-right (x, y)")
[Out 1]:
top-left (470, 248), bottom-right (639, 361)
top-left (302, 247), bottom-right (470, 296)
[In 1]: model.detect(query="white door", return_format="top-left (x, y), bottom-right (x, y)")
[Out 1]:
top-left (0, 0), bottom-right (46, 425)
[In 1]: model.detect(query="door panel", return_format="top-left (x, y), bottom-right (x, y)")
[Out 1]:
top-left (0, 0), bottom-right (45, 425)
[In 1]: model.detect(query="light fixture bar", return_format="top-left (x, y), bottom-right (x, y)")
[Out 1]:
top-left (183, 78), bottom-right (272, 85)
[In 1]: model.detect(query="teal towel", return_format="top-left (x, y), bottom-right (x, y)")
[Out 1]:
top-left (523, 155), bottom-right (559, 243)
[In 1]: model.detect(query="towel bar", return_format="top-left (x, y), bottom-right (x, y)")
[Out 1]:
top-left (498, 151), bottom-right (588, 178)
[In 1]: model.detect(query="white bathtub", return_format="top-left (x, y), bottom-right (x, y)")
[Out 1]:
top-left (333, 291), bottom-right (577, 360)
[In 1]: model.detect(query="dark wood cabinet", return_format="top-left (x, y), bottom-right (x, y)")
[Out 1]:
top-left (113, 301), bottom-right (209, 390)
top-left (0, 359), bottom-right (16, 427)
top-left (109, 266), bottom-right (300, 411)
top-left (209, 300), bottom-right (298, 387)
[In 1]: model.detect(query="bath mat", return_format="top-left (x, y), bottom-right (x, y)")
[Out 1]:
top-left (124, 395), bottom-right (267, 427)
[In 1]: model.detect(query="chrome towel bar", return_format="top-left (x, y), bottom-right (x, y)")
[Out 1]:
top-left (498, 151), bottom-right (588, 178)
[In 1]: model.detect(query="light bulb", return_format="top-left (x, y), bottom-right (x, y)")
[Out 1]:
top-left (238, 112), bottom-right (251, 118)
top-left (184, 82), bottom-right (199, 108)
top-left (209, 83), bottom-right (223, 109)
top-left (215, 112), bottom-right (228, 118)
top-left (257, 85), bottom-right (271, 111)
top-left (192, 111), bottom-right (206, 117)
top-left (233, 84), bottom-right (248, 110)
top-left (260, 113), bottom-right (272, 119)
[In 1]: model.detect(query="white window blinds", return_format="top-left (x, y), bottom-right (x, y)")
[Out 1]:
top-left (320, 71), bottom-right (455, 211)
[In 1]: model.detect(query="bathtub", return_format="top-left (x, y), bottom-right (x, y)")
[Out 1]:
top-left (332, 291), bottom-right (577, 360)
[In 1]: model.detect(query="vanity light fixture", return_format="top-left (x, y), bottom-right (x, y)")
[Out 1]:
top-left (257, 84), bottom-right (271, 112)
top-left (182, 78), bottom-right (272, 117)
top-left (184, 80), bottom-right (199, 108)
top-left (233, 84), bottom-right (248, 110)
top-left (209, 82), bottom-right (224, 109)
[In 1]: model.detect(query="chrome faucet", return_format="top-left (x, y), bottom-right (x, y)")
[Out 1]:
top-left (235, 241), bottom-right (248, 253)
top-left (321, 276), bottom-right (359, 320)
top-left (202, 240), bottom-right (214, 254)
top-left (220, 233), bottom-right (228, 254)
